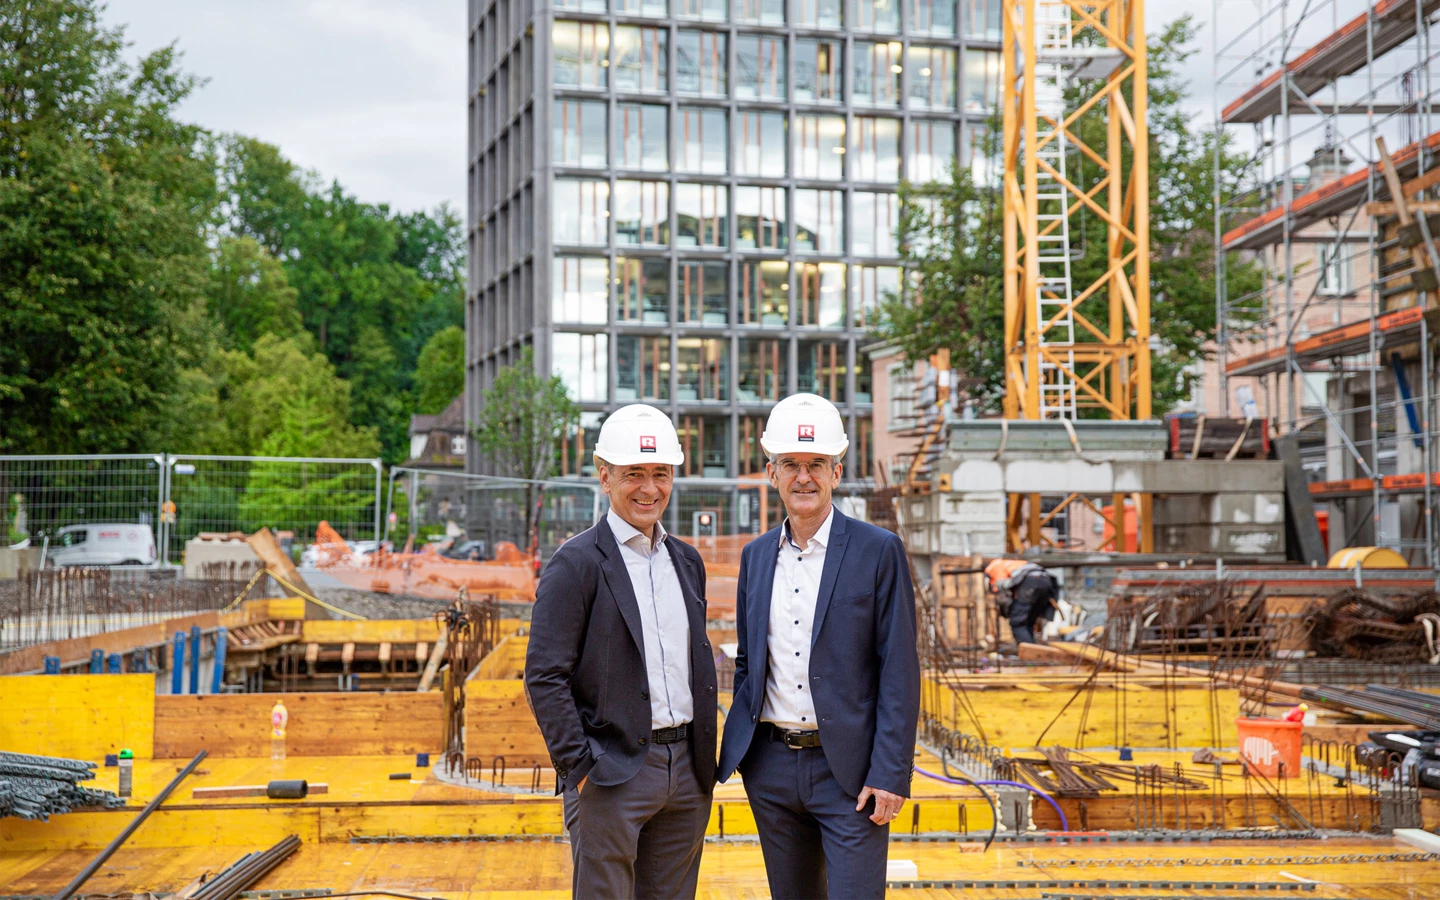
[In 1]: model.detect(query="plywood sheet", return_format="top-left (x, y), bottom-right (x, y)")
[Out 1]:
top-left (0, 673), bottom-right (155, 759)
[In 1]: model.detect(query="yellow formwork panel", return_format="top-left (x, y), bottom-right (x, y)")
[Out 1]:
top-left (300, 618), bottom-right (444, 644)
top-left (0, 673), bottom-right (155, 760)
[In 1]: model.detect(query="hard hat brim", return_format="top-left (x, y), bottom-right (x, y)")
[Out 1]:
top-left (593, 450), bottom-right (686, 467)
top-left (758, 437), bottom-right (850, 459)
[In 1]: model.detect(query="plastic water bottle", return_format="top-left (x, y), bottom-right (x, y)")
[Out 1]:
top-left (117, 748), bottom-right (133, 798)
top-left (270, 699), bottom-right (289, 760)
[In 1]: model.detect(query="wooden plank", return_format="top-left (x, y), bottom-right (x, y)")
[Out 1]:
top-left (0, 611), bottom-right (230, 675)
top-left (301, 619), bottom-right (442, 644)
top-left (464, 679), bottom-right (548, 765)
top-left (0, 674), bottom-right (156, 760)
top-left (153, 693), bottom-right (443, 758)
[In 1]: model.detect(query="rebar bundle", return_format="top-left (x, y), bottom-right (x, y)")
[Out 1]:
top-left (0, 751), bottom-right (124, 821)
top-left (1308, 588), bottom-right (1440, 662)
top-left (1105, 581), bottom-right (1273, 657)
top-left (191, 835), bottom-right (301, 900)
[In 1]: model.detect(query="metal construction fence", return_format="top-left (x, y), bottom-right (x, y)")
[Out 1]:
top-left (0, 454), bottom-right (382, 566)
top-left (386, 467), bottom-right (877, 570)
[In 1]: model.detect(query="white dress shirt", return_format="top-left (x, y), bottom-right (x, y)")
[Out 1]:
top-left (606, 509), bottom-right (693, 730)
top-left (760, 505), bottom-right (835, 731)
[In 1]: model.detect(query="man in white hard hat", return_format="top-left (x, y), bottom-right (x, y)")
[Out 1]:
top-left (525, 404), bottom-right (717, 899)
top-left (717, 393), bottom-right (920, 899)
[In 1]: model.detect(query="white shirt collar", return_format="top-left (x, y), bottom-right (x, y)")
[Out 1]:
top-left (781, 505), bottom-right (835, 552)
top-left (607, 508), bottom-right (666, 549)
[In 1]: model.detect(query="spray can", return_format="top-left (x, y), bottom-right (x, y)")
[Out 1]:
top-left (270, 699), bottom-right (289, 761)
top-left (117, 748), bottom-right (133, 798)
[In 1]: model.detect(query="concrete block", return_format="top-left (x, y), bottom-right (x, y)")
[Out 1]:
top-left (183, 536), bottom-right (261, 580)
top-left (0, 547), bottom-right (42, 579)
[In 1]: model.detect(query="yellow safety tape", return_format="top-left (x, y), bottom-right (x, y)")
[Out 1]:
top-left (267, 569), bottom-right (369, 620)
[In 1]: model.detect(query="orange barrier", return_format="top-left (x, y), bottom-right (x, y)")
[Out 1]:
top-left (313, 522), bottom-right (537, 601)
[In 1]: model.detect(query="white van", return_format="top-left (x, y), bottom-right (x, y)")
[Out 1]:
top-left (49, 524), bottom-right (157, 566)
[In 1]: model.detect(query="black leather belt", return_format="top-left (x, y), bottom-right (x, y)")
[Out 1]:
top-left (652, 723), bottom-right (690, 744)
top-left (765, 722), bottom-right (822, 749)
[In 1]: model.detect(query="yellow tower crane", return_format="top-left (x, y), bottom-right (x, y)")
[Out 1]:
top-left (1000, 0), bottom-right (1152, 550)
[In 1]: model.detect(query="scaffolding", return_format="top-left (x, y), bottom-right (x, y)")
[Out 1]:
top-left (1214, 0), bottom-right (1440, 566)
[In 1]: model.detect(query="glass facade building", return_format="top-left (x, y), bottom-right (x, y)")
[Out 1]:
top-left (467, 0), bottom-right (1000, 481)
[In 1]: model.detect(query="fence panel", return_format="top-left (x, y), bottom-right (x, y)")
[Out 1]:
top-left (165, 455), bottom-right (382, 564)
top-left (0, 455), bottom-right (164, 548)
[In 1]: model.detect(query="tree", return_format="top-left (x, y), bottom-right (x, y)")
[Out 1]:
top-left (0, 0), bottom-right (218, 452)
top-left (472, 348), bottom-right (581, 546)
top-left (207, 237), bottom-right (303, 353)
top-left (413, 325), bottom-right (465, 415)
top-left (876, 15), bottom-right (1261, 414)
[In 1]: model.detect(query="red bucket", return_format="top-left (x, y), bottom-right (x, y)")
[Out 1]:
top-left (1235, 717), bottom-right (1303, 778)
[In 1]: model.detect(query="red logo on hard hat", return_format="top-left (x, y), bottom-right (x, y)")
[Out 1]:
top-left (798, 425), bottom-right (815, 441)
top-left (639, 435), bottom-right (657, 452)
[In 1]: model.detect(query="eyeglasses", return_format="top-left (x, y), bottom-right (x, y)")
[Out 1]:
top-left (773, 458), bottom-right (833, 477)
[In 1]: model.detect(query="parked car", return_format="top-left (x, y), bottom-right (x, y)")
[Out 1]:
top-left (440, 539), bottom-right (488, 561)
top-left (48, 524), bottom-right (157, 566)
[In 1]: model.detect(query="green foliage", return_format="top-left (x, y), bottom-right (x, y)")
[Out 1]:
top-left (0, 0), bottom-right (217, 452)
top-left (414, 326), bottom-right (466, 415)
top-left (207, 237), bottom-right (303, 352)
top-left (876, 15), bottom-right (1261, 414)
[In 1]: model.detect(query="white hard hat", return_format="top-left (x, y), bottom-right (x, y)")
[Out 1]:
top-left (593, 404), bottom-right (685, 467)
top-left (760, 393), bottom-right (849, 458)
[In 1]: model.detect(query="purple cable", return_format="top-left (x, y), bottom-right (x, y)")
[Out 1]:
top-left (914, 767), bottom-right (1071, 832)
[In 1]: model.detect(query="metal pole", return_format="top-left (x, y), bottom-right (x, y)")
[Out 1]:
top-left (52, 750), bottom-right (209, 900)
top-left (171, 632), bottom-right (185, 695)
top-left (372, 459), bottom-right (384, 545)
top-left (188, 625), bottom-right (201, 695)
top-left (210, 626), bottom-right (228, 695)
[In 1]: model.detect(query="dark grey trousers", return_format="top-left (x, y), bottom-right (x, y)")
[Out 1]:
top-left (738, 733), bottom-right (890, 899)
top-left (562, 737), bottom-right (711, 899)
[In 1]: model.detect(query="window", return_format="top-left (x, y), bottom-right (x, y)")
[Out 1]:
top-left (962, 0), bottom-right (1000, 40)
top-left (553, 21), bottom-right (609, 89)
top-left (798, 340), bottom-right (847, 402)
top-left (852, 117), bottom-right (900, 182)
top-left (963, 122), bottom-right (997, 185)
top-left (615, 180), bottom-right (669, 246)
top-left (795, 39), bottom-right (842, 103)
top-left (616, 0), bottom-right (668, 15)
top-left (851, 416), bottom-right (874, 476)
top-left (678, 261), bottom-right (729, 323)
top-left (740, 260), bottom-right (789, 325)
top-left (737, 111), bottom-right (787, 177)
top-left (560, 412), bottom-right (605, 477)
top-left (1318, 244), bottom-right (1351, 295)
top-left (736, 186), bottom-right (787, 250)
top-left (737, 0), bottom-right (785, 24)
top-left (798, 262), bottom-right (845, 327)
top-left (553, 332), bottom-right (609, 402)
top-left (618, 104), bottom-right (668, 171)
top-left (614, 26), bottom-right (667, 92)
top-left (911, 0), bottom-right (956, 35)
top-left (616, 335), bottom-right (670, 401)
top-left (553, 179), bottom-right (609, 245)
top-left (738, 415), bottom-right (769, 475)
top-left (854, 42), bottom-right (902, 107)
top-left (676, 183), bottom-right (727, 247)
top-left (554, 100), bottom-right (608, 168)
top-left (738, 338), bottom-right (787, 401)
top-left (794, 115), bottom-right (845, 180)
top-left (855, 0), bottom-right (899, 32)
top-left (908, 120), bottom-right (954, 182)
top-left (963, 48), bottom-right (1000, 111)
top-left (676, 31), bottom-right (727, 96)
top-left (676, 0), bottom-right (727, 20)
top-left (678, 107), bottom-right (728, 174)
top-left (677, 416), bottom-right (729, 476)
top-left (794, 0), bottom-right (842, 28)
top-left (736, 35), bottom-right (786, 101)
top-left (888, 361), bottom-right (917, 428)
top-left (907, 45), bottom-right (957, 109)
top-left (852, 191), bottom-right (898, 257)
top-left (553, 257), bottom-right (609, 323)
top-left (556, 0), bottom-right (607, 11)
top-left (851, 264), bottom-right (899, 327)
top-left (676, 338), bottom-right (729, 400)
top-left (794, 188), bottom-right (844, 254)
top-left (616, 256), bottom-right (670, 322)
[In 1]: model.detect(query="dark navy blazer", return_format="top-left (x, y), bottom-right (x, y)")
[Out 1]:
top-left (717, 507), bottom-right (920, 798)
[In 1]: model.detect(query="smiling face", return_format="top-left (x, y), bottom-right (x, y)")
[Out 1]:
top-left (599, 461), bottom-right (674, 536)
top-left (767, 453), bottom-right (842, 522)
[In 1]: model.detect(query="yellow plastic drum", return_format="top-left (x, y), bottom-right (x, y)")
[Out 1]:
top-left (1327, 546), bottom-right (1409, 569)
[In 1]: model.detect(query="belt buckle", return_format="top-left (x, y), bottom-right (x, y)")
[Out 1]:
top-left (782, 731), bottom-right (804, 750)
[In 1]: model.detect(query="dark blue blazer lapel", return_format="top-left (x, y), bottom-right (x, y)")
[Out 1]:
top-left (810, 507), bottom-right (850, 648)
top-left (595, 518), bottom-right (645, 654)
top-left (748, 526), bottom-right (781, 701)
top-left (665, 538), bottom-right (707, 638)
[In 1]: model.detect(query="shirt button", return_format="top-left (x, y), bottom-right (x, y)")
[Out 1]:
top-left (794, 589), bottom-right (799, 593)
top-left (794, 620), bottom-right (799, 624)
top-left (801, 717), bottom-right (806, 721)
top-left (639, 737), bottom-right (648, 745)
top-left (795, 652), bottom-right (800, 656)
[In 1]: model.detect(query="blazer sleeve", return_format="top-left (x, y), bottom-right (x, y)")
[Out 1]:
top-left (523, 544), bottom-right (599, 791)
top-left (864, 532), bottom-right (921, 797)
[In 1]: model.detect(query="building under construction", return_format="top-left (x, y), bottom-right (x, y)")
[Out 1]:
top-left (6, 0), bottom-right (1440, 896)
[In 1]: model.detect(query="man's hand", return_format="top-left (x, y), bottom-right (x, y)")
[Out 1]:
top-left (856, 786), bottom-right (905, 825)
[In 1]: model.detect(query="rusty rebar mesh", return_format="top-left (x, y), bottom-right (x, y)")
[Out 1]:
top-left (440, 590), bottom-right (502, 771)
top-left (0, 565), bottom-right (259, 653)
top-left (1308, 588), bottom-right (1440, 662)
top-left (1104, 580), bottom-right (1275, 657)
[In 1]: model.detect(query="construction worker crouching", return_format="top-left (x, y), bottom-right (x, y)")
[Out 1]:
top-left (984, 557), bottom-right (1060, 648)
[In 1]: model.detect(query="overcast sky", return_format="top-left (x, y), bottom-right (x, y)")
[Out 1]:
top-left (100, 1), bottom-right (1403, 216)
